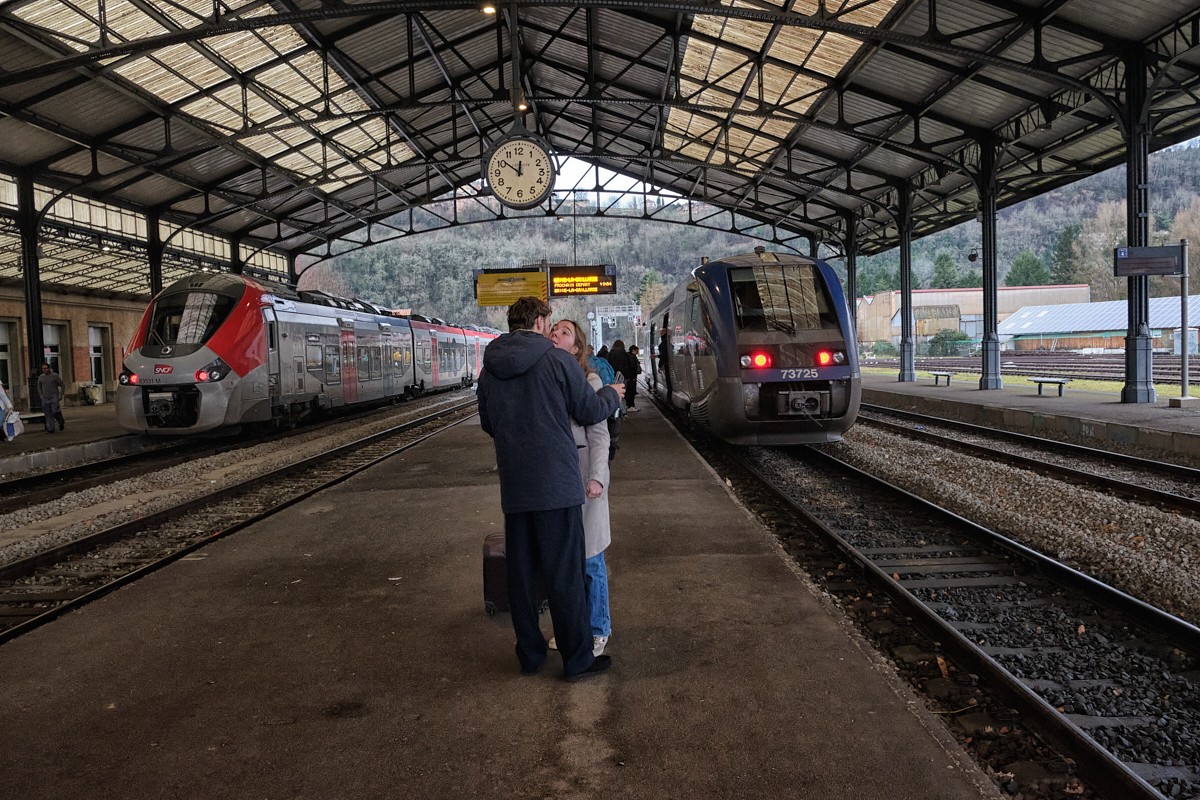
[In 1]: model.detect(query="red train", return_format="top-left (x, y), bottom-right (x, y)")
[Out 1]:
top-left (115, 272), bottom-right (497, 434)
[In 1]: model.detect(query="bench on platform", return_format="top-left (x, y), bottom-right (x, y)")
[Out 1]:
top-left (928, 371), bottom-right (955, 386)
top-left (1030, 377), bottom-right (1070, 396)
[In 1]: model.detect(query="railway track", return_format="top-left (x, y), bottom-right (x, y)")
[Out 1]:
top-left (0, 400), bottom-right (478, 646)
top-left (0, 395), bottom-right (456, 517)
top-left (857, 405), bottom-right (1200, 516)
top-left (655, 395), bottom-right (1199, 800)
top-left (865, 354), bottom-right (1200, 386)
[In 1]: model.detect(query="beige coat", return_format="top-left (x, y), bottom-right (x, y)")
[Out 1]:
top-left (573, 372), bottom-right (612, 558)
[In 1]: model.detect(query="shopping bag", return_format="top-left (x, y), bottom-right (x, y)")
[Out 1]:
top-left (4, 411), bottom-right (23, 441)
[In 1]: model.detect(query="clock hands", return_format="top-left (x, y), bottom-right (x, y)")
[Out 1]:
top-left (497, 159), bottom-right (524, 177)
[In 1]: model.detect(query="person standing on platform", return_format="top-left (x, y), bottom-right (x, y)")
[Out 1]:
top-left (0, 381), bottom-right (21, 442)
top-left (476, 296), bottom-right (624, 682)
top-left (626, 345), bottom-right (642, 410)
top-left (658, 326), bottom-right (673, 401)
top-left (587, 345), bottom-right (621, 462)
top-left (549, 320), bottom-right (613, 657)
top-left (36, 362), bottom-right (65, 434)
top-left (607, 340), bottom-right (638, 413)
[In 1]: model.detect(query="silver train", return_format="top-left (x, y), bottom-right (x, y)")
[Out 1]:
top-left (116, 273), bottom-right (497, 434)
top-left (646, 248), bottom-right (860, 444)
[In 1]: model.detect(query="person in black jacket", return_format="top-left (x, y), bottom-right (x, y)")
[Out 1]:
top-left (606, 340), bottom-right (639, 412)
top-left (477, 297), bottom-right (625, 682)
top-left (657, 327), bottom-right (673, 400)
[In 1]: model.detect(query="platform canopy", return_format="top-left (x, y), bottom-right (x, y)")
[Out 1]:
top-left (2, 0), bottom-right (1200, 293)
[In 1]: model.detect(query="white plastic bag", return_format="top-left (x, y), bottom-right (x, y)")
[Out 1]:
top-left (4, 410), bottom-right (22, 441)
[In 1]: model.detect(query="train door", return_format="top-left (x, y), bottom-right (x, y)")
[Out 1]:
top-left (263, 308), bottom-right (281, 406)
top-left (683, 285), bottom-right (703, 395)
top-left (430, 336), bottom-right (440, 387)
top-left (380, 326), bottom-right (394, 398)
top-left (340, 323), bottom-right (357, 403)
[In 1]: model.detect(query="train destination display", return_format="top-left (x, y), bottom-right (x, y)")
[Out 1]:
top-left (548, 265), bottom-right (617, 297)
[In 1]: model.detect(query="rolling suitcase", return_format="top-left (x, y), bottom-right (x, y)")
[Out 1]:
top-left (483, 532), bottom-right (510, 615)
top-left (482, 532), bottom-right (547, 615)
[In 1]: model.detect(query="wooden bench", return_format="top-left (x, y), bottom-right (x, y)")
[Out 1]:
top-left (1030, 377), bottom-right (1070, 396)
top-left (928, 371), bottom-right (954, 386)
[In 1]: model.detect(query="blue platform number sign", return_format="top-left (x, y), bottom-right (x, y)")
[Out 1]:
top-left (1113, 245), bottom-right (1184, 277)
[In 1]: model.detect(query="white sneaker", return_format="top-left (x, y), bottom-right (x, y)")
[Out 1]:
top-left (592, 635), bottom-right (609, 656)
top-left (628, 406), bottom-right (640, 412)
top-left (548, 637), bottom-right (557, 650)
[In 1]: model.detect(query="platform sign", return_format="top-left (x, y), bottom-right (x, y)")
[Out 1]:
top-left (474, 270), bottom-right (548, 306)
top-left (549, 265), bottom-right (616, 297)
top-left (1114, 245), bottom-right (1184, 277)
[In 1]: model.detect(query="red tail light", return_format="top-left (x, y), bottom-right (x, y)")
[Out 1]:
top-left (751, 351), bottom-right (771, 368)
top-left (817, 351), bottom-right (832, 366)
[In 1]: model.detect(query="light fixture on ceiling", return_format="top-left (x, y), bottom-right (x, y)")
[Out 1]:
top-left (514, 89), bottom-right (528, 113)
top-left (481, 1), bottom-right (496, 13)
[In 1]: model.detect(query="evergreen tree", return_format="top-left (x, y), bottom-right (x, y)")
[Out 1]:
top-left (931, 252), bottom-right (959, 288)
top-left (1004, 250), bottom-right (1051, 286)
top-left (1049, 224), bottom-right (1080, 284)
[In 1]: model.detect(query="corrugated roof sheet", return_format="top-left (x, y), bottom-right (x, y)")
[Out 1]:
top-left (999, 296), bottom-right (1200, 336)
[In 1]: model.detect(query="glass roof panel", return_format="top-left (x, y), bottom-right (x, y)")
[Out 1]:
top-left (14, 0), bottom-right (413, 193)
top-left (667, 0), bottom-right (900, 167)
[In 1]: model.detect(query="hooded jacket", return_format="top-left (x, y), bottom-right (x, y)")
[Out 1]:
top-left (478, 330), bottom-right (621, 513)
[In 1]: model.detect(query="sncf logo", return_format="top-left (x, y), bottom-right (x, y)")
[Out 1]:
top-left (154, 364), bottom-right (174, 375)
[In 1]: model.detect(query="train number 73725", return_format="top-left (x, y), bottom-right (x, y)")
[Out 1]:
top-left (779, 368), bottom-right (820, 379)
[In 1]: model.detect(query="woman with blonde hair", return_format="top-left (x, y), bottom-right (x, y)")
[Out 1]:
top-left (548, 319), bottom-right (613, 656)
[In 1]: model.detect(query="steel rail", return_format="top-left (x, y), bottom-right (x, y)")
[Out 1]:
top-left (732, 445), bottom-right (1183, 800)
top-left (857, 412), bottom-right (1200, 517)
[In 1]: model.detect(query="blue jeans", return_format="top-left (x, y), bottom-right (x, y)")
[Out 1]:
top-left (584, 552), bottom-right (611, 637)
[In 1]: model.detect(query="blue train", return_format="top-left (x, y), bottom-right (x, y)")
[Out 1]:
top-left (647, 248), bottom-right (860, 444)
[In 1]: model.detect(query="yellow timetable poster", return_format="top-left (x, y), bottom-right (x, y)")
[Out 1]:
top-left (475, 271), bottom-right (549, 306)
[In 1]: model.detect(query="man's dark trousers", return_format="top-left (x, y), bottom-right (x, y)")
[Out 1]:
top-left (505, 506), bottom-right (593, 676)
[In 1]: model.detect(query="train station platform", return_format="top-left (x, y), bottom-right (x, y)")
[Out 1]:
top-left (862, 370), bottom-right (1200, 462)
top-left (0, 400), bottom-right (1000, 800)
top-left (0, 402), bottom-right (154, 476)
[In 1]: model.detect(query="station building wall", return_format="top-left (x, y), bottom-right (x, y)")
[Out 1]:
top-left (855, 284), bottom-right (1091, 349)
top-left (0, 283), bottom-right (146, 410)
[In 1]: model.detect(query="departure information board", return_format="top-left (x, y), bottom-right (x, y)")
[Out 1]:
top-left (548, 265), bottom-right (617, 296)
top-left (474, 270), bottom-right (549, 306)
top-left (1114, 245), bottom-right (1184, 277)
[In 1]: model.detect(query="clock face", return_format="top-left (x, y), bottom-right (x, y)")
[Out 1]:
top-left (486, 137), bottom-right (556, 209)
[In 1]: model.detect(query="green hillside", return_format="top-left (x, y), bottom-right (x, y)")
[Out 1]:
top-left (309, 141), bottom-right (1200, 329)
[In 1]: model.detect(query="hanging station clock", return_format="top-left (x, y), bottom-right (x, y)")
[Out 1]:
top-left (484, 131), bottom-right (557, 210)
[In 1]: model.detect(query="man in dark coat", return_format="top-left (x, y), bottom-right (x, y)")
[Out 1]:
top-left (477, 296), bottom-right (625, 681)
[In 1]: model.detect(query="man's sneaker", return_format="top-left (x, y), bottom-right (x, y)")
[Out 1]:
top-left (592, 635), bottom-right (609, 656)
top-left (628, 406), bottom-right (640, 412)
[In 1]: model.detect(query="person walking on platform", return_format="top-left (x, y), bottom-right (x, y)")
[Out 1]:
top-left (36, 362), bottom-right (65, 434)
top-left (549, 320), bottom-right (614, 657)
top-left (476, 296), bottom-right (625, 682)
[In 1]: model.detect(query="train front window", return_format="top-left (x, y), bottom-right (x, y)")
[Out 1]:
top-left (148, 291), bottom-right (236, 346)
top-left (729, 265), bottom-right (835, 332)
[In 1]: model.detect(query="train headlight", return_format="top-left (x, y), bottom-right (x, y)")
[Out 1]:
top-left (741, 351), bottom-right (772, 369)
top-left (815, 350), bottom-right (846, 366)
top-left (119, 367), bottom-right (138, 386)
top-left (194, 357), bottom-right (232, 383)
